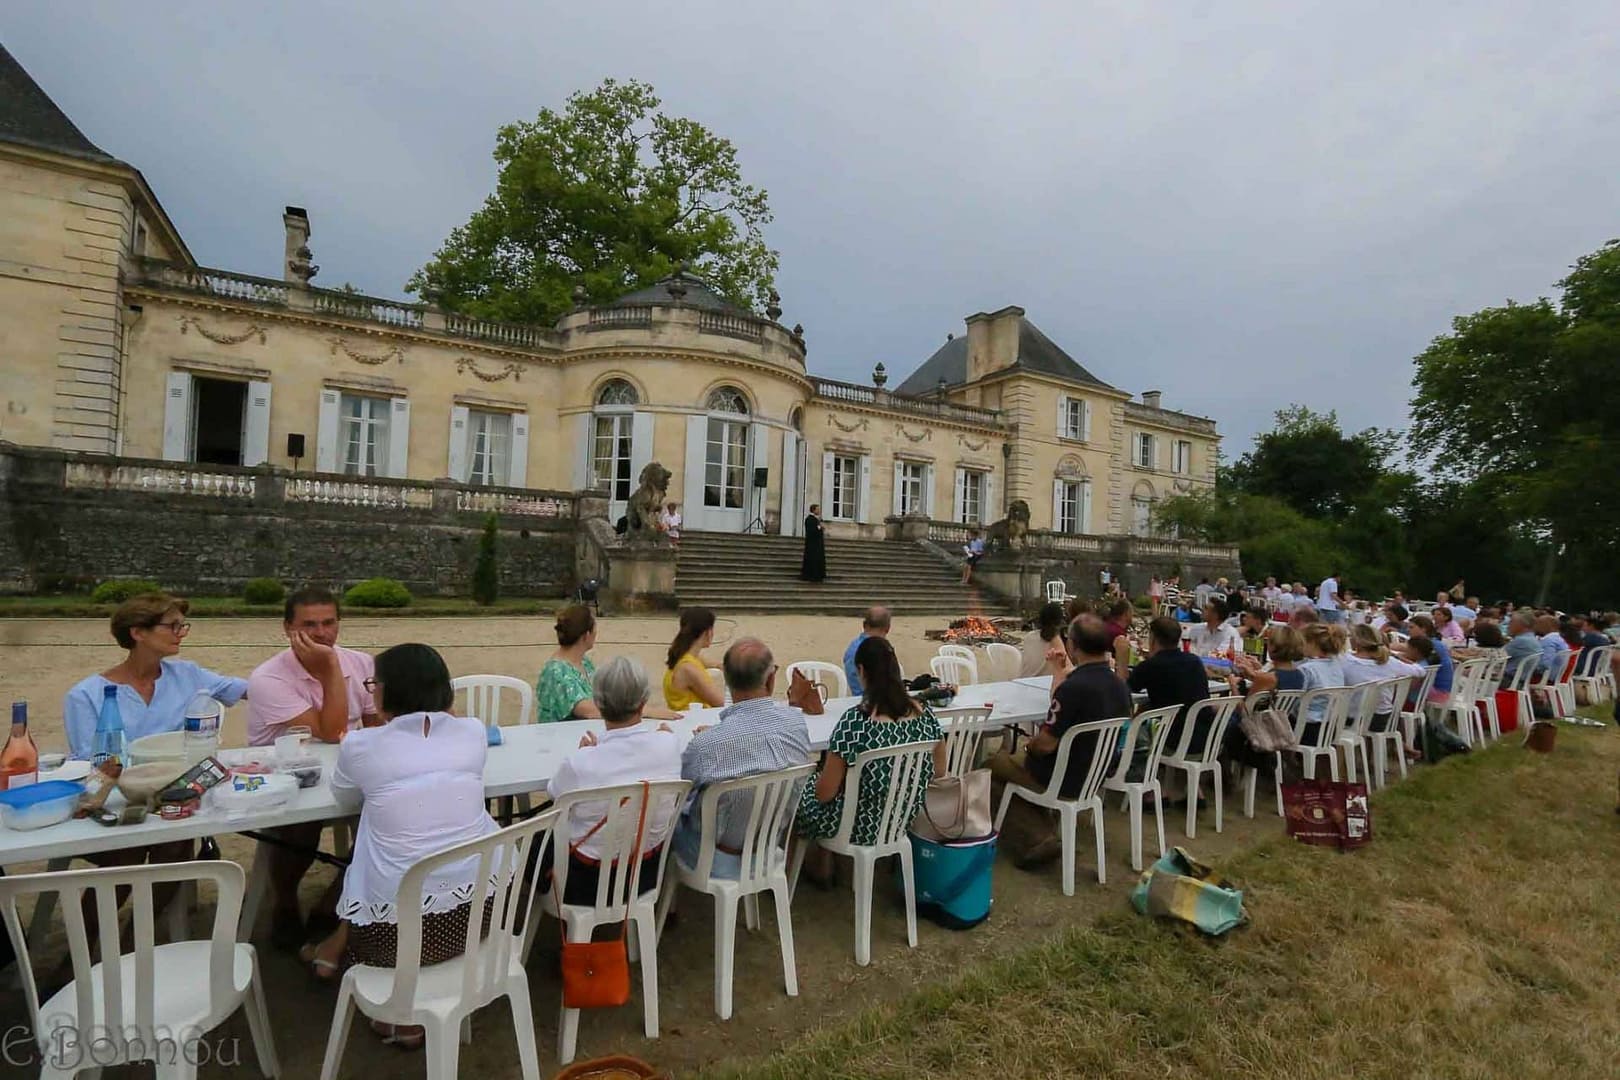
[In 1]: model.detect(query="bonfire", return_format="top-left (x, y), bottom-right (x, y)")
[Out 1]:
top-left (925, 615), bottom-right (1024, 645)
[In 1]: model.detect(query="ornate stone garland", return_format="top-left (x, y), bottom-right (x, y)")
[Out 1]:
top-left (827, 413), bottom-right (868, 433)
top-left (178, 315), bottom-right (267, 345)
top-left (958, 434), bottom-right (988, 451)
top-left (330, 337), bottom-right (404, 366)
top-left (897, 424), bottom-right (931, 443)
top-left (455, 358), bottom-right (524, 383)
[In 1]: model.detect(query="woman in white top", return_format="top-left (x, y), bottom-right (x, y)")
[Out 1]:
top-left (302, 643), bottom-right (496, 1046)
top-left (1298, 623), bottom-right (1347, 736)
top-left (1340, 624), bottom-right (1427, 732)
top-left (1019, 601), bottom-right (1068, 678)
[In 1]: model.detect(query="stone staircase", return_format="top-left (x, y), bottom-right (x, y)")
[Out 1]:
top-left (674, 531), bottom-right (1015, 616)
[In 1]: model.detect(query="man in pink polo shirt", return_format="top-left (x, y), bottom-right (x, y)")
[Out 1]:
top-left (247, 585), bottom-right (377, 950)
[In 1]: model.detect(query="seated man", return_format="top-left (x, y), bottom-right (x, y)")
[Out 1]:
top-left (1125, 616), bottom-right (1212, 783)
top-left (246, 586), bottom-right (377, 951)
top-left (1502, 611), bottom-right (1541, 683)
top-left (843, 606), bottom-right (891, 696)
top-left (673, 638), bottom-right (813, 878)
top-left (1535, 614), bottom-right (1571, 683)
top-left (987, 616), bottom-right (1131, 868)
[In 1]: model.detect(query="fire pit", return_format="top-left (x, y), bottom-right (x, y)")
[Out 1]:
top-left (924, 616), bottom-right (1025, 646)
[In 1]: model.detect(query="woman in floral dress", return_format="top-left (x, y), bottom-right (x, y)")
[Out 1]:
top-left (797, 636), bottom-right (945, 864)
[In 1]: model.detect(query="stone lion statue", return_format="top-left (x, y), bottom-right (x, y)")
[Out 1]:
top-left (625, 462), bottom-right (672, 541)
top-left (986, 499), bottom-right (1031, 552)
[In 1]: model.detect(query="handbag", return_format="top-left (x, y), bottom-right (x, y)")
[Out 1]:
top-left (911, 769), bottom-right (993, 842)
top-left (1130, 847), bottom-right (1247, 935)
top-left (1281, 779), bottom-right (1371, 850)
top-left (1239, 692), bottom-right (1298, 753)
top-left (559, 781), bottom-right (649, 1009)
top-left (788, 668), bottom-right (826, 715)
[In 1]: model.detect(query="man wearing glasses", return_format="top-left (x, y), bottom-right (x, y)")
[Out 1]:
top-left (246, 585), bottom-right (377, 952)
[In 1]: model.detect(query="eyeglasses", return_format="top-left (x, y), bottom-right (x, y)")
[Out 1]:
top-left (153, 620), bottom-right (191, 634)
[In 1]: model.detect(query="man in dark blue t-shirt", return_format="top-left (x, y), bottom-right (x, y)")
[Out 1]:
top-left (1127, 616), bottom-right (1214, 765)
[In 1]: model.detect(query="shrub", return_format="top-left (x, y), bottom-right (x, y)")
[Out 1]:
top-left (1132, 594), bottom-right (1153, 611)
top-left (472, 513), bottom-right (499, 605)
top-left (343, 577), bottom-right (414, 609)
top-left (91, 579), bottom-right (162, 605)
top-left (242, 578), bottom-right (286, 605)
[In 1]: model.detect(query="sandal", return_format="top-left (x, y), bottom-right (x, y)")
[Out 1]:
top-left (370, 1020), bottom-right (425, 1050)
top-left (297, 942), bottom-right (346, 983)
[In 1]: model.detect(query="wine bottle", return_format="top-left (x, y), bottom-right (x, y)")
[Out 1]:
top-left (1, 700), bottom-right (39, 789)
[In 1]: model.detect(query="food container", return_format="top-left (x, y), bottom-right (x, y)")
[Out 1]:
top-left (129, 731), bottom-right (187, 767)
top-left (215, 747), bottom-right (276, 771)
top-left (208, 771), bottom-right (298, 818)
top-left (117, 762), bottom-right (186, 804)
top-left (0, 779), bottom-right (84, 830)
top-left (40, 760), bottom-right (92, 784)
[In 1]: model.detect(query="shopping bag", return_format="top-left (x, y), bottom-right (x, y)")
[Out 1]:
top-left (1129, 847), bottom-right (1247, 936)
top-left (1282, 780), bottom-right (1371, 850)
top-left (910, 769), bottom-right (993, 842)
top-left (559, 781), bottom-right (647, 1009)
top-left (1239, 694), bottom-right (1298, 753)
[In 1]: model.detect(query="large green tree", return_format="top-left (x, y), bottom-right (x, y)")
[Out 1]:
top-left (408, 79), bottom-right (778, 325)
top-left (1225, 405), bottom-right (1397, 518)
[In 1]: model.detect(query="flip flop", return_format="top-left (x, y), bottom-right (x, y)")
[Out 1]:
top-left (297, 942), bottom-right (345, 983)
top-left (370, 1021), bottom-right (425, 1050)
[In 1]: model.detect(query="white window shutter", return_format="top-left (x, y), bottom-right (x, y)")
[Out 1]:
top-left (953, 468), bottom-right (966, 523)
top-left (386, 398), bottom-right (411, 478)
top-left (315, 389), bottom-right (340, 473)
top-left (1057, 395), bottom-right (1068, 437)
top-left (857, 454), bottom-right (873, 523)
top-left (892, 461), bottom-right (904, 516)
top-left (243, 380), bottom-right (271, 466)
top-left (983, 472), bottom-right (996, 524)
top-left (1081, 479), bottom-right (1092, 533)
top-left (821, 450), bottom-right (835, 510)
top-left (1052, 478), bottom-right (1064, 533)
top-left (683, 414), bottom-right (708, 529)
top-left (448, 405), bottom-right (470, 481)
top-left (161, 371), bottom-right (192, 462)
top-left (780, 430), bottom-right (800, 534)
top-left (571, 414), bottom-right (592, 490)
top-left (923, 464), bottom-right (936, 519)
top-left (629, 410), bottom-right (654, 489)
top-left (1081, 400), bottom-right (1092, 443)
top-left (507, 412), bottom-right (529, 488)
top-left (749, 420), bottom-right (769, 499)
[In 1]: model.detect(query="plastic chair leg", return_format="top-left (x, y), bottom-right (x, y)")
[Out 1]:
top-left (851, 855), bottom-right (875, 966)
top-left (245, 956), bottom-right (280, 1078)
top-left (425, 1017), bottom-right (461, 1080)
top-left (1152, 788), bottom-right (1167, 860)
top-left (993, 785), bottom-right (1015, 831)
top-left (896, 843), bottom-right (918, 949)
top-left (1091, 807), bottom-right (1107, 886)
top-left (655, 879), bottom-right (677, 939)
top-left (1212, 767), bottom-right (1224, 833)
top-left (239, 842), bottom-right (272, 943)
top-left (558, 1000), bottom-right (581, 1065)
top-left (156, 1056), bottom-right (198, 1080)
top-left (1128, 791), bottom-right (1144, 872)
top-left (786, 843), bottom-right (807, 902)
top-left (1244, 768), bottom-right (1256, 819)
top-left (743, 893), bottom-right (761, 932)
top-left (507, 975), bottom-right (542, 1080)
top-left (635, 908), bottom-right (660, 1037)
top-left (1058, 807), bottom-right (1078, 896)
top-left (771, 880), bottom-right (799, 998)
top-left (713, 892), bottom-right (739, 1019)
top-left (318, 983), bottom-right (357, 1080)
top-left (1184, 769), bottom-right (1199, 839)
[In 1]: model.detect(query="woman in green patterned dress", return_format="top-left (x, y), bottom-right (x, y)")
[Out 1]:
top-left (797, 636), bottom-right (945, 861)
top-left (536, 605), bottom-right (684, 723)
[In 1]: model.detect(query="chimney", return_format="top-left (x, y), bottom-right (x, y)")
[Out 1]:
top-left (1141, 390), bottom-right (1163, 410)
top-left (283, 206), bottom-right (314, 284)
top-left (963, 305), bottom-right (1024, 384)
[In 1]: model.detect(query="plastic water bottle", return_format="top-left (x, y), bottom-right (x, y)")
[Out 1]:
top-left (486, 722), bottom-right (504, 747)
top-left (93, 685), bottom-right (128, 767)
top-left (183, 692), bottom-right (223, 764)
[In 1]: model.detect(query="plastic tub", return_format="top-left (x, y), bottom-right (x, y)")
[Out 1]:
top-left (129, 731), bottom-right (187, 767)
top-left (0, 779), bottom-right (84, 831)
top-left (118, 762), bottom-right (187, 804)
top-left (208, 771), bottom-right (298, 818)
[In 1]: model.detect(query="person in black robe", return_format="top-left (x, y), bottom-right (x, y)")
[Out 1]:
top-left (800, 504), bottom-right (827, 581)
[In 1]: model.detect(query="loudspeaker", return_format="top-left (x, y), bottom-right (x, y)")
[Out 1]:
top-left (286, 433), bottom-right (306, 458)
top-left (753, 467), bottom-right (768, 487)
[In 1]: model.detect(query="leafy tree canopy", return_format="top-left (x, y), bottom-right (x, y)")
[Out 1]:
top-left (1225, 405), bottom-right (1397, 518)
top-left (408, 79), bottom-right (778, 325)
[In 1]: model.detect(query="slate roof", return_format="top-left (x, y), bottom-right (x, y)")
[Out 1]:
top-left (610, 270), bottom-right (751, 315)
top-left (894, 315), bottom-right (1118, 395)
top-left (0, 45), bottom-right (114, 162)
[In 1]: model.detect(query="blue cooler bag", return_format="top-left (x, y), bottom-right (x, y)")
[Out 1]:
top-left (908, 832), bottom-right (996, 930)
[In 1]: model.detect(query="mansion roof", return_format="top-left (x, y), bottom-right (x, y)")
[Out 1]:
top-left (0, 45), bottom-right (114, 163)
top-left (894, 315), bottom-right (1118, 396)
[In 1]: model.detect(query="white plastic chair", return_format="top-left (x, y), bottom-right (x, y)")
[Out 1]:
top-left (1101, 704), bottom-right (1181, 871)
top-left (1398, 665), bottom-right (1440, 753)
top-left (984, 641), bottom-right (1022, 682)
top-left (994, 716), bottom-right (1130, 895)
top-left (935, 705), bottom-right (998, 778)
top-left (1572, 644), bottom-right (1614, 704)
top-left (785, 661), bottom-right (849, 702)
top-left (1475, 653), bottom-right (1508, 740)
top-left (1500, 654), bottom-right (1538, 734)
top-left (537, 778), bottom-right (691, 1064)
top-left (930, 654), bottom-right (978, 687)
top-left (939, 643), bottom-right (977, 663)
top-left (1, 859), bottom-right (278, 1079)
top-left (788, 740), bottom-right (937, 966)
top-left (1530, 651), bottom-right (1582, 722)
top-left (1159, 696), bottom-right (1242, 838)
top-left (453, 674), bottom-right (536, 727)
top-left (1044, 580), bottom-right (1072, 603)
top-left (1335, 682), bottom-right (1378, 784)
top-left (319, 810), bottom-right (559, 1080)
top-left (1432, 658), bottom-right (1487, 746)
top-left (655, 763), bottom-right (814, 1019)
top-left (1366, 676), bottom-right (1414, 787)
top-left (1241, 689), bottom-right (1302, 818)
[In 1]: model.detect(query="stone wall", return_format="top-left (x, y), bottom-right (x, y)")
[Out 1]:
top-left (0, 446), bottom-right (580, 597)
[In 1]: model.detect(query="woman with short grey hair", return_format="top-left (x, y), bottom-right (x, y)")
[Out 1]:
top-left (543, 656), bottom-right (683, 903)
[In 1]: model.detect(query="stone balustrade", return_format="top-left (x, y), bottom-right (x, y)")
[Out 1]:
top-left (65, 460), bottom-right (259, 499)
top-left (811, 377), bottom-right (1004, 427)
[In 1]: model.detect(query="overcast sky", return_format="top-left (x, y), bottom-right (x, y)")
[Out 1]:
top-left (8, 1), bottom-right (1616, 451)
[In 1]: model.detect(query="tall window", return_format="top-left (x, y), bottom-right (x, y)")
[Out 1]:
top-left (1061, 398), bottom-right (1089, 441)
top-left (703, 386), bottom-right (750, 510)
top-left (468, 410), bottom-right (512, 487)
top-left (960, 470), bottom-right (985, 525)
top-left (899, 461), bottom-right (926, 516)
top-left (1135, 432), bottom-right (1155, 469)
top-left (1173, 439), bottom-right (1192, 474)
top-left (593, 415), bottom-right (633, 501)
top-left (340, 394), bottom-right (390, 477)
top-left (829, 455), bottom-right (860, 520)
top-left (1058, 479), bottom-right (1089, 534)
top-left (1131, 483), bottom-right (1155, 536)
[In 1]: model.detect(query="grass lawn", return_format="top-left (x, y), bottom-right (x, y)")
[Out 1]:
top-left (704, 707), bottom-right (1620, 1079)
top-left (0, 595), bottom-right (563, 617)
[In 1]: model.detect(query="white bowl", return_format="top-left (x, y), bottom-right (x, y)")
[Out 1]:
top-left (129, 731), bottom-right (187, 767)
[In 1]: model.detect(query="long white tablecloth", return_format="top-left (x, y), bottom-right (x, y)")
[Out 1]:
top-left (0, 678), bottom-right (1057, 867)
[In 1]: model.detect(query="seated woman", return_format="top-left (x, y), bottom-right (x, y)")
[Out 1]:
top-left (1433, 606), bottom-right (1466, 645)
top-left (663, 607), bottom-right (725, 711)
top-left (545, 656), bottom-right (683, 903)
top-left (536, 605), bottom-right (686, 724)
top-left (1229, 625), bottom-right (1307, 694)
top-left (1297, 623), bottom-right (1346, 742)
top-left (303, 643), bottom-right (496, 1046)
top-left (1340, 624), bottom-right (1427, 745)
top-left (1019, 601), bottom-right (1067, 678)
top-left (796, 637), bottom-right (945, 882)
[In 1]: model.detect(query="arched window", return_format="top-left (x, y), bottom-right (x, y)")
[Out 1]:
top-left (1131, 480), bottom-right (1156, 537)
top-left (596, 378), bottom-right (639, 408)
top-left (705, 386), bottom-right (749, 414)
top-left (789, 406), bottom-right (804, 432)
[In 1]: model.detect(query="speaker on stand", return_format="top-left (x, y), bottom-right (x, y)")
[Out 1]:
top-left (744, 466), bottom-right (768, 534)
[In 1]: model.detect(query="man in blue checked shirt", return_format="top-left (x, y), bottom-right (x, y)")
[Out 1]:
top-left (843, 606), bottom-right (892, 697)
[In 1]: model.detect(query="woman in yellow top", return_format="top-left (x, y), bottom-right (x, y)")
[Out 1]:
top-left (663, 607), bottom-right (725, 710)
